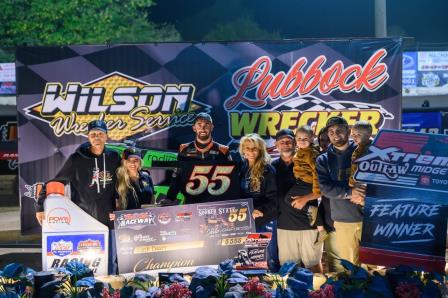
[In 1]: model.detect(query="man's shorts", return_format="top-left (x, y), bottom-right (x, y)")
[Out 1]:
top-left (277, 228), bottom-right (323, 267)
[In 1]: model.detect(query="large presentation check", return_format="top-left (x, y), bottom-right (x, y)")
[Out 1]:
top-left (114, 199), bottom-right (255, 274)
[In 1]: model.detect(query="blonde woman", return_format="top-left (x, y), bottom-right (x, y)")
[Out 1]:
top-left (239, 133), bottom-right (277, 231)
top-left (115, 147), bottom-right (154, 211)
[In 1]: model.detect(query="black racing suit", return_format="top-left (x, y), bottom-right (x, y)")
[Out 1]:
top-left (166, 139), bottom-right (231, 204)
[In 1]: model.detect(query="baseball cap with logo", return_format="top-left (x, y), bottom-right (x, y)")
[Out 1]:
top-left (194, 112), bottom-right (213, 124)
top-left (275, 129), bottom-right (295, 141)
top-left (122, 147), bottom-right (142, 160)
top-left (88, 120), bottom-right (108, 133)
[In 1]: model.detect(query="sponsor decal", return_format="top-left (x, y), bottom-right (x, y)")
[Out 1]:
top-left (160, 230), bottom-right (176, 237)
top-left (421, 73), bottom-right (440, 88)
top-left (175, 212), bottom-right (192, 222)
top-left (117, 211), bottom-right (156, 228)
top-left (157, 212), bottom-right (172, 225)
top-left (24, 72), bottom-right (210, 141)
top-left (402, 53), bottom-right (416, 69)
top-left (119, 246), bottom-right (134, 255)
top-left (118, 234), bottom-right (132, 243)
top-left (355, 145), bottom-right (448, 187)
top-left (133, 234), bottom-right (157, 243)
top-left (50, 240), bottom-right (73, 257)
top-left (47, 208), bottom-right (71, 226)
top-left (77, 239), bottom-right (103, 252)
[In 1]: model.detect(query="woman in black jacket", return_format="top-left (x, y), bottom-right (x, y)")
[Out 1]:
top-left (238, 133), bottom-right (277, 231)
top-left (115, 147), bottom-right (154, 211)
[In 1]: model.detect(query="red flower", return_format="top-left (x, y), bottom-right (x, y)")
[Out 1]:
top-left (243, 278), bottom-right (272, 298)
top-left (161, 283), bottom-right (192, 298)
top-left (102, 287), bottom-right (120, 298)
top-left (395, 282), bottom-right (421, 298)
top-left (309, 284), bottom-right (335, 298)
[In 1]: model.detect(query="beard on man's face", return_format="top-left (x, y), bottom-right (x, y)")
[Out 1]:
top-left (197, 132), bottom-right (211, 141)
top-left (279, 148), bottom-right (294, 157)
top-left (332, 137), bottom-right (348, 147)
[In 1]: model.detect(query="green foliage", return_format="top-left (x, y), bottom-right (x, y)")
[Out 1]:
top-left (215, 274), bottom-right (230, 298)
top-left (0, 0), bottom-right (180, 47)
top-left (204, 17), bottom-right (281, 41)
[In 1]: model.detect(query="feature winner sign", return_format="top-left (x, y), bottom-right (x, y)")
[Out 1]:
top-left (354, 130), bottom-right (448, 272)
top-left (17, 39), bottom-right (401, 233)
top-left (114, 199), bottom-right (255, 274)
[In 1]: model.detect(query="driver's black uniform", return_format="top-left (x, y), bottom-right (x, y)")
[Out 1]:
top-left (166, 140), bottom-right (231, 204)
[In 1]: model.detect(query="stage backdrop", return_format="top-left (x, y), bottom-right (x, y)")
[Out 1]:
top-left (17, 39), bottom-right (402, 233)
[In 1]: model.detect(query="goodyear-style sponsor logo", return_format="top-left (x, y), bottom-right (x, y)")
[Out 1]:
top-left (224, 51), bottom-right (394, 145)
top-left (24, 72), bottom-right (210, 141)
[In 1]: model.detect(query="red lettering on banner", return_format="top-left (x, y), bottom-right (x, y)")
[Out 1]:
top-left (224, 49), bottom-right (389, 110)
top-left (225, 57), bottom-right (270, 110)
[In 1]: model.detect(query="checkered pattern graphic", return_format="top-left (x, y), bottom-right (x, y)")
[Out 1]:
top-left (277, 96), bottom-right (394, 119)
top-left (17, 40), bottom-right (402, 232)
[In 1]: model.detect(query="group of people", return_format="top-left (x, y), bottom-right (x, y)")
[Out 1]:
top-left (269, 117), bottom-right (372, 273)
top-left (35, 112), bottom-right (374, 275)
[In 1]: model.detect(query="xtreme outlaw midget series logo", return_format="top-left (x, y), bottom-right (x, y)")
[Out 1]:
top-left (24, 72), bottom-right (210, 141)
top-left (353, 131), bottom-right (448, 192)
top-left (224, 49), bottom-right (395, 146)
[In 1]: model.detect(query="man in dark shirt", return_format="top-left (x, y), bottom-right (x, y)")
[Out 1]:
top-left (270, 129), bottom-right (297, 272)
top-left (35, 120), bottom-right (121, 275)
top-left (166, 113), bottom-right (232, 204)
top-left (316, 116), bottom-right (364, 272)
top-left (272, 129), bottom-right (323, 273)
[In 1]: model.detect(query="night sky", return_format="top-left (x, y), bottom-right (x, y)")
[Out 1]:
top-left (150, 0), bottom-right (448, 44)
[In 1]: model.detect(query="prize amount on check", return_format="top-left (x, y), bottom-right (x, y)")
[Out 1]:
top-left (221, 237), bottom-right (246, 246)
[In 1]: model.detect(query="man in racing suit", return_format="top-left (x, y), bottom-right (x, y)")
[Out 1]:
top-left (165, 112), bottom-right (232, 204)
